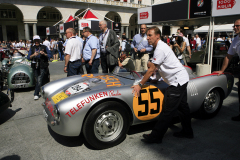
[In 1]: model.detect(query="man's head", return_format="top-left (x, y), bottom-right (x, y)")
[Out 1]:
top-left (99, 20), bottom-right (107, 32)
top-left (177, 28), bottom-right (183, 34)
top-left (196, 34), bottom-right (199, 38)
top-left (222, 37), bottom-right (225, 40)
top-left (233, 19), bottom-right (240, 35)
top-left (122, 32), bottom-right (126, 36)
top-left (122, 35), bottom-right (126, 40)
top-left (66, 28), bottom-right (76, 39)
top-left (191, 36), bottom-right (195, 40)
top-left (33, 35), bottom-right (41, 46)
top-left (140, 24), bottom-right (147, 35)
top-left (120, 53), bottom-right (127, 61)
top-left (83, 27), bottom-right (92, 38)
top-left (147, 26), bottom-right (161, 47)
top-left (45, 37), bottom-right (48, 41)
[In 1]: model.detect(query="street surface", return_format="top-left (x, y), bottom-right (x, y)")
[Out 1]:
top-left (0, 61), bottom-right (240, 160)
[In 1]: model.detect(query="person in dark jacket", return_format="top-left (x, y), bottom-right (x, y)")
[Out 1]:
top-left (27, 35), bottom-right (51, 100)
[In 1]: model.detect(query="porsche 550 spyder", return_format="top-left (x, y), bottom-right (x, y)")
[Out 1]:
top-left (41, 66), bottom-right (233, 149)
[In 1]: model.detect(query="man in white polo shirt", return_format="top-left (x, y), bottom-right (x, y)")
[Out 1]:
top-left (132, 26), bottom-right (193, 143)
top-left (64, 28), bottom-right (82, 77)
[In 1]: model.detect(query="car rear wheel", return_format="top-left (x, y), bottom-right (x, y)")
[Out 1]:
top-left (83, 101), bottom-right (130, 149)
top-left (198, 89), bottom-right (223, 119)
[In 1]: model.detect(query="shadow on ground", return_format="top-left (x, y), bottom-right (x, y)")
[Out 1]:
top-left (0, 108), bottom-right (22, 125)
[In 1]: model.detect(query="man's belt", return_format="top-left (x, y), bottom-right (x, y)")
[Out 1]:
top-left (69, 59), bottom-right (81, 63)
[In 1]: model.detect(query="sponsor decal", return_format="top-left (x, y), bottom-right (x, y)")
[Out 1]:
top-left (133, 85), bottom-right (164, 121)
top-left (140, 12), bottom-right (149, 19)
top-left (115, 23), bottom-right (118, 27)
top-left (60, 26), bottom-right (63, 30)
top-left (217, 0), bottom-right (236, 10)
top-left (65, 90), bottom-right (121, 117)
top-left (81, 74), bottom-right (121, 87)
top-left (81, 23), bottom-right (89, 27)
top-left (45, 98), bottom-right (55, 117)
top-left (197, 0), bottom-right (204, 7)
top-left (65, 82), bottom-right (89, 95)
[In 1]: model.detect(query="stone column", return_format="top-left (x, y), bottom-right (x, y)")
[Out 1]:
top-left (33, 23), bottom-right (37, 36)
top-left (121, 26), bottom-right (124, 37)
top-left (2, 25), bottom-right (7, 41)
top-left (24, 23), bottom-right (30, 41)
top-left (126, 26), bottom-right (129, 38)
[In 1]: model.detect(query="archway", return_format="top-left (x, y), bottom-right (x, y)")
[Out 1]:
top-left (105, 11), bottom-right (121, 23)
top-left (0, 3), bottom-right (24, 41)
top-left (129, 13), bottom-right (138, 39)
top-left (37, 6), bottom-right (63, 39)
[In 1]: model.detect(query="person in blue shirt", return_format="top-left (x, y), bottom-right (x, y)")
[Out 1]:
top-left (27, 35), bottom-right (52, 100)
top-left (82, 27), bottom-right (100, 73)
top-left (131, 24), bottom-right (153, 72)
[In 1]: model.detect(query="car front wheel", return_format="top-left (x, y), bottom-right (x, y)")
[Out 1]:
top-left (83, 101), bottom-right (130, 149)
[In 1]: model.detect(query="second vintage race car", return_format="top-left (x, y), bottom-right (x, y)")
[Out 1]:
top-left (41, 66), bottom-right (233, 149)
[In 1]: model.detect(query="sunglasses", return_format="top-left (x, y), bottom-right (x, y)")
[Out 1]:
top-left (232, 25), bottom-right (240, 28)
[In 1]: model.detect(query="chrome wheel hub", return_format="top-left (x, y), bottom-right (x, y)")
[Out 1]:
top-left (94, 110), bottom-right (123, 142)
top-left (203, 91), bottom-right (220, 113)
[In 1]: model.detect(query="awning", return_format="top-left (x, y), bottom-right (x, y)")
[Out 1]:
top-left (194, 23), bottom-right (234, 33)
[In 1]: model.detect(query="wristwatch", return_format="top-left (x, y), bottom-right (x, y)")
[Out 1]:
top-left (138, 82), bottom-right (143, 88)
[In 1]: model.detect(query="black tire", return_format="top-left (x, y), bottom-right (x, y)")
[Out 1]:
top-left (83, 101), bottom-right (130, 149)
top-left (197, 89), bottom-right (223, 119)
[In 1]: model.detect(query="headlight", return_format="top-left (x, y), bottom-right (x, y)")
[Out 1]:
top-left (53, 105), bottom-right (60, 122)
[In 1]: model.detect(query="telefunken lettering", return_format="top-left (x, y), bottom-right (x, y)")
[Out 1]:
top-left (65, 90), bottom-right (121, 117)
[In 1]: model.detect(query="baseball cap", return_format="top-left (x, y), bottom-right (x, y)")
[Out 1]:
top-left (33, 35), bottom-right (40, 40)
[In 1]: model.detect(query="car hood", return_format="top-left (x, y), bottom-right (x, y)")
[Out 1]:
top-left (42, 73), bottom-right (134, 100)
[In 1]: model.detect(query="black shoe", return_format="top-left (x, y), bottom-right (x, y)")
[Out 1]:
top-left (173, 131), bottom-right (194, 139)
top-left (142, 134), bottom-right (162, 144)
top-left (231, 115), bottom-right (240, 121)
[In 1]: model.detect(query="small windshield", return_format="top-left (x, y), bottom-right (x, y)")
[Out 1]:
top-left (13, 52), bottom-right (24, 58)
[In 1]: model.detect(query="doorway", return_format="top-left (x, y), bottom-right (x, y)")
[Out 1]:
top-left (6, 25), bottom-right (18, 41)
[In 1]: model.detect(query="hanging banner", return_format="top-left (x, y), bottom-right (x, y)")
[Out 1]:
top-left (113, 22), bottom-right (121, 32)
top-left (79, 20), bottom-right (91, 30)
top-left (73, 20), bottom-right (78, 30)
top-left (138, 7), bottom-right (152, 24)
top-left (46, 27), bottom-right (50, 35)
top-left (56, 25), bottom-right (59, 34)
top-left (59, 24), bottom-right (64, 33)
top-left (189, 0), bottom-right (211, 19)
top-left (212, 0), bottom-right (239, 17)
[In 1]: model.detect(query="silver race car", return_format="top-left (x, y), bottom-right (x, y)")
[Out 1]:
top-left (41, 66), bottom-right (233, 149)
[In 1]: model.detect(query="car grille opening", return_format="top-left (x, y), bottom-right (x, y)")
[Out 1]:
top-left (11, 72), bottom-right (30, 84)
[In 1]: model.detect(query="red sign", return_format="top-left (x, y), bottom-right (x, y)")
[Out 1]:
top-left (47, 29), bottom-right (49, 33)
top-left (81, 23), bottom-right (89, 27)
top-left (217, 0), bottom-right (236, 10)
top-left (60, 26), bottom-right (63, 30)
top-left (140, 12), bottom-right (149, 19)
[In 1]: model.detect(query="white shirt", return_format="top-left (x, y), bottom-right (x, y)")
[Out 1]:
top-left (217, 38), bottom-right (224, 41)
top-left (99, 29), bottom-right (109, 53)
top-left (151, 40), bottom-right (189, 86)
top-left (196, 37), bottom-right (201, 47)
top-left (183, 36), bottom-right (190, 47)
top-left (19, 42), bottom-right (25, 47)
top-left (43, 40), bottom-right (51, 50)
top-left (228, 35), bottom-right (240, 57)
top-left (65, 37), bottom-right (82, 62)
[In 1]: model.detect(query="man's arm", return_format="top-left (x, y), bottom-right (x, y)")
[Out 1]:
top-left (64, 54), bottom-right (70, 73)
top-left (187, 46), bottom-right (191, 58)
top-left (106, 30), bottom-right (120, 54)
top-left (213, 54), bottom-right (233, 75)
top-left (89, 49), bottom-right (97, 65)
top-left (131, 62), bottom-right (157, 97)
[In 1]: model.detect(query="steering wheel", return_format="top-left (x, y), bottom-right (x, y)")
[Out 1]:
top-left (130, 70), bottom-right (141, 79)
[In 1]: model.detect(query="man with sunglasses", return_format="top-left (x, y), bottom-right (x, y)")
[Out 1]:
top-left (214, 19), bottom-right (240, 121)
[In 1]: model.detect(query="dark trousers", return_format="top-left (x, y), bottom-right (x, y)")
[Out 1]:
top-left (238, 76), bottom-right (240, 112)
top-left (58, 49), bottom-right (64, 61)
top-left (85, 58), bottom-right (100, 74)
top-left (101, 54), bottom-right (117, 73)
top-left (67, 60), bottom-right (82, 77)
top-left (151, 82), bottom-right (193, 140)
top-left (34, 68), bottom-right (48, 96)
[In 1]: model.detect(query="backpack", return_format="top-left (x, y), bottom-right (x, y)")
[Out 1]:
top-left (58, 41), bottom-right (63, 50)
top-left (124, 41), bottom-right (131, 53)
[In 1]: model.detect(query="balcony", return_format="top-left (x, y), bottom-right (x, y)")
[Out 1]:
top-left (68, 0), bottom-right (148, 8)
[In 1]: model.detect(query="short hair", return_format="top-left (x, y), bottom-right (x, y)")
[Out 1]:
top-left (122, 35), bottom-right (126, 39)
top-left (83, 27), bottom-right (92, 33)
top-left (178, 28), bottom-right (184, 34)
top-left (148, 26), bottom-right (161, 36)
top-left (45, 37), bottom-right (48, 40)
top-left (100, 20), bottom-right (107, 26)
top-left (67, 28), bottom-right (76, 35)
top-left (141, 24), bottom-right (147, 28)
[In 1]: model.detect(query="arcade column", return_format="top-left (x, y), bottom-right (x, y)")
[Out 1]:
top-left (24, 23), bottom-right (30, 40)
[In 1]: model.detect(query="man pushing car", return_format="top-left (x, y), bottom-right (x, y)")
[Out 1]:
top-left (131, 26), bottom-right (194, 144)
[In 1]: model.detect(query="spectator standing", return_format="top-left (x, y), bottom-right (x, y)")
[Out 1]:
top-left (27, 35), bottom-right (51, 100)
top-left (190, 36), bottom-right (196, 51)
top-left (18, 39), bottom-right (25, 47)
top-left (131, 24), bottom-right (153, 72)
top-left (170, 34), bottom-right (186, 65)
top-left (57, 38), bottom-right (64, 61)
top-left (51, 38), bottom-right (58, 62)
top-left (177, 29), bottom-right (191, 59)
top-left (195, 34), bottom-right (201, 50)
top-left (43, 38), bottom-right (51, 50)
top-left (213, 19), bottom-right (240, 121)
top-left (132, 26), bottom-right (193, 144)
top-left (99, 20), bottom-right (120, 73)
top-left (64, 28), bottom-right (82, 76)
top-left (1, 41), bottom-right (7, 48)
top-left (82, 27), bottom-right (100, 74)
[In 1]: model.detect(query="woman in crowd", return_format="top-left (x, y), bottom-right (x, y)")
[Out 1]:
top-left (170, 34), bottom-right (186, 65)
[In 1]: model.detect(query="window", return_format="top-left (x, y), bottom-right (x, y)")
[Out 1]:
top-left (38, 11), bottom-right (62, 20)
top-left (114, 16), bottom-right (120, 23)
top-left (0, 9), bottom-right (16, 19)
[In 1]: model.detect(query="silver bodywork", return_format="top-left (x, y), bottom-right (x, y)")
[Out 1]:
top-left (42, 67), bottom-right (233, 137)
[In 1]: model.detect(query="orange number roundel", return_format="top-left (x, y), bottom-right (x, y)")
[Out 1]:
top-left (133, 85), bottom-right (164, 121)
